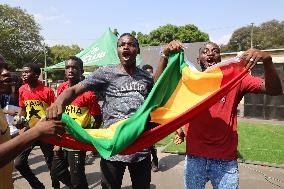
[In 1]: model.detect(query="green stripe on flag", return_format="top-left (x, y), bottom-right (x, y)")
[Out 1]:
top-left (61, 50), bottom-right (187, 158)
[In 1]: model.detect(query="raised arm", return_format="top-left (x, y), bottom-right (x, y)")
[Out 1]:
top-left (0, 118), bottom-right (65, 168)
top-left (153, 40), bottom-right (184, 83)
top-left (241, 48), bottom-right (283, 95)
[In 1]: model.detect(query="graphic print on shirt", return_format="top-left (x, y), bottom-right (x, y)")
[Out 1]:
top-left (64, 105), bottom-right (91, 128)
top-left (106, 80), bottom-right (149, 124)
top-left (120, 81), bottom-right (147, 93)
top-left (24, 100), bottom-right (48, 120)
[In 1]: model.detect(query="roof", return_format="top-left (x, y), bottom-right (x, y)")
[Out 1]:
top-left (140, 42), bottom-right (206, 71)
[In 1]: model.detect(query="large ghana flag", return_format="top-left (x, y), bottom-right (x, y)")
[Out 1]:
top-left (46, 50), bottom-right (249, 159)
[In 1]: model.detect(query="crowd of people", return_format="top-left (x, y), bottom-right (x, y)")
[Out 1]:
top-left (0, 32), bottom-right (282, 189)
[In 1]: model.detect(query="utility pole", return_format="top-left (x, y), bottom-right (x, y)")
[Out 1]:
top-left (44, 44), bottom-right (47, 86)
top-left (250, 23), bottom-right (254, 48)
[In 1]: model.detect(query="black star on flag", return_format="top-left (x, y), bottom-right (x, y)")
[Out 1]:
top-left (28, 106), bottom-right (41, 119)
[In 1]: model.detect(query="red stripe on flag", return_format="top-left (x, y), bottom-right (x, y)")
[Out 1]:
top-left (43, 134), bottom-right (96, 151)
top-left (121, 69), bottom-right (249, 154)
top-left (44, 61), bottom-right (249, 155)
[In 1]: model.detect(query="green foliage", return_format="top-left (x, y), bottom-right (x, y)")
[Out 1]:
top-left (46, 44), bottom-right (81, 82)
top-left (0, 4), bottom-right (43, 70)
top-left (222, 20), bottom-right (284, 52)
top-left (161, 122), bottom-right (284, 164)
top-left (49, 44), bottom-right (82, 65)
top-left (131, 31), bottom-right (136, 37)
top-left (256, 20), bottom-right (284, 49)
top-left (226, 26), bottom-right (252, 51)
top-left (137, 24), bottom-right (209, 47)
top-left (137, 32), bottom-right (149, 46)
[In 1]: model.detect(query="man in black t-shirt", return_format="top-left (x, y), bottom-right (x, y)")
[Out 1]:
top-left (47, 33), bottom-right (153, 188)
top-left (46, 33), bottom-right (183, 188)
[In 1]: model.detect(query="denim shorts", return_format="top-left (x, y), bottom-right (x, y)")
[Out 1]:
top-left (184, 155), bottom-right (239, 189)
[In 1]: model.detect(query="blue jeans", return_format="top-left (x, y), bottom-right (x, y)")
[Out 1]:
top-left (184, 155), bottom-right (239, 189)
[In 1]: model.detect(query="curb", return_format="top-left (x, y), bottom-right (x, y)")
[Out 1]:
top-left (158, 145), bottom-right (284, 170)
top-left (238, 159), bottom-right (284, 169)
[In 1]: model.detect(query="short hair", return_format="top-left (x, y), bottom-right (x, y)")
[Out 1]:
top-left (117, 33), bottom-right (140, 54)
top-left (23, 63), bottom-right (41, 75)
top-left (65, 56), bottom-right (84, 71)
top-left (142, 64), bottom-right (153, 71)
top-left (199, 42), bottom-right (220, 54)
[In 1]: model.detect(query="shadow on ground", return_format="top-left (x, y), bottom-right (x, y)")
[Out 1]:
top-left (158, 154), bottom-right (185, 172)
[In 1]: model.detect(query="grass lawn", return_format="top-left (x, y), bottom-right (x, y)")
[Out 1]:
top-left (159, 122), bottom-right (284, 164)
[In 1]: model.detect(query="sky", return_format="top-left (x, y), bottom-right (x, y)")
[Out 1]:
top-left (2, 0), bottom-right (284, 48)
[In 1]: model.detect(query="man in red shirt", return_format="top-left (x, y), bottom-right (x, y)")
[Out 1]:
top-left (14, 63), bottom-right (59, 189)
top-left (172, 42), bottom-right (282, 189)
top-left (0, 57), bottom-right (66, 189)
top-left (50, 56), bottom-right (102, 189)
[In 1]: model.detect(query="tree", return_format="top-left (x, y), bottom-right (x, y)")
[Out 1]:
top-left (256, 20), bottom-right (284, 49)
top-left (182, 24), bottom-right (209, 42)
top-left (137, 32), bottom-right (149, 46)
top-left (148, 24), bottom-right (179, 46)
top-left (49, 44), bottom-right (82, 65)
top-left (224, 26), bottom-right (253, 52)
top-left (46, 44), bottom-right (82, 82)
top-left (131, 31), bottom-right (136, 37)
top-left (137, 24), bottom-right (209, 46)
top-left (222, 20), bottom-right (284, 52)
top-left (0, 4), bottom-right (44, 70)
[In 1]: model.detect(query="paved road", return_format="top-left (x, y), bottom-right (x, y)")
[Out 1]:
top-left (13, 147), bottom-right (284, 189)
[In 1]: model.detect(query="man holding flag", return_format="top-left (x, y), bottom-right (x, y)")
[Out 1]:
top-left (47, 33), bottom-right (144, 189)
top-left (46, 32), bottom-right (183, 188)
top-left (173, 42), bottom-right (282, 189)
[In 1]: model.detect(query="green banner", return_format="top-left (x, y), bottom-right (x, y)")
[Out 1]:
top-left (45, 28), bottom-right (141, 71)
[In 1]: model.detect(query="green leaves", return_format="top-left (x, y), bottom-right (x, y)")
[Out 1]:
top-left (0, 4), bottom-right (43, 69)
top-left (136, 24), bottom-right (209, 47)
top-left (49, 45), bottom-right (82, 65)
top-left (222, 20), bottom-right (284, 52)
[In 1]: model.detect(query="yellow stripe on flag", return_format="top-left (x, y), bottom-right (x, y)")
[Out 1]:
top-left (150, 67), bottom-right (223, 124)
top-left (84, 119), bottom-right (127, 139)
